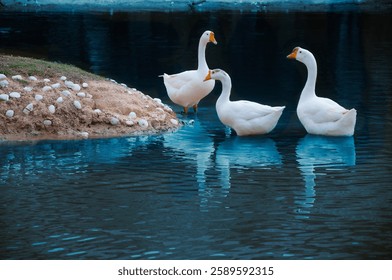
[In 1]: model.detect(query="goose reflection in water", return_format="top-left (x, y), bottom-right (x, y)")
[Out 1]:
top-left (198, 135), bottom-right (283, 210)
top-left (214, 136), bottom-right (283, 190)
top-left (295, 135), bottom-right (356, 218)
top-left (163, 118), bottom-right (215, 191)
top-left (162, 116), bottom-right (283, 210)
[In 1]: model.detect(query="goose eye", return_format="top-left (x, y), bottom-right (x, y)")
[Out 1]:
top-left (300, 51), bottom-right (302, 53)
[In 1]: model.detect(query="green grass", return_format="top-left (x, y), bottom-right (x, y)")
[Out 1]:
top-left (0, 54), bottom-right (103, 82)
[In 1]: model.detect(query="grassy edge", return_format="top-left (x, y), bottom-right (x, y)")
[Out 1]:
top-left (0, 54), bottom-right (103, 82)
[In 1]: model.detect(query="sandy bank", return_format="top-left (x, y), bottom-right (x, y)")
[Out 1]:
top-left (0, 54), bottom-right (180, 141)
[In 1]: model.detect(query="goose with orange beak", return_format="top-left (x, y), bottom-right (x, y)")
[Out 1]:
top-left (204, 69), bottom-right (285, 136)
top-left (287, 47), bottom-right (357, 136)
top-left (160, 30), bottom-right (217, 114)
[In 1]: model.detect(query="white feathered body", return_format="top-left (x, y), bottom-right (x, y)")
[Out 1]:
top-left (162, 70), bottom-right (215, 108)
top-left (161, 30), bottom-right (217, 111)
top-left (297, 94), bottom-right (357, 136)
top-left (217, 99), bottom-right (285, 136)
top-left (208, 69), bottom-right (285, 136)
top-left (288, 47), bottom-right (357, 136)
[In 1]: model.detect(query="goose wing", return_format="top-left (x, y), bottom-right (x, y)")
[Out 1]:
top-left (163, 70), bottom-right (197, 90)
top-left (230, 100), bottom-right (283, 121)
top-left (302, 97), bottom-right (349, 123)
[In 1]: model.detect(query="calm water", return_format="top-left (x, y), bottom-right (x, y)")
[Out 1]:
top-left (1, 8), bottom-right (392, 259)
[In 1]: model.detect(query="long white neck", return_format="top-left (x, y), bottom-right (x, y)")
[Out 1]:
top-left (301, 54), bottom-right (318, 101)
top-left (197, 39), bottom-right (209, 73)
top-left (217, 75), bottom-right (232, 106)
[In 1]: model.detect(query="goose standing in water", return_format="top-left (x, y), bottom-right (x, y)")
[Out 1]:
top-left (204, 69), bottom-right (285, 136)
top-left (287, 47), bottom-right (357, 136)
top-left (161, 30), bottom-right (217, 114)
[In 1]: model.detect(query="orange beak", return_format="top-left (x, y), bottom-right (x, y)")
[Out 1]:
top-left (287, 47), bottom-right (299, 59)
top-left (209, 32), bottom-right (217, 45)
top-left (204, 70), bottom-right (211, 82)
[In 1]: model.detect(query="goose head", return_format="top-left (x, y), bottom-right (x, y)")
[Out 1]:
top-left (204, 69), bottom-right (229, 82)
top-left (287, 47), bottom-right (314, 65)
top-left (201, 30), bottom-right (218, 45)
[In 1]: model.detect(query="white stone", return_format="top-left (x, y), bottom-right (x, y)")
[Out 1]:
top-left (82, 82), bottom-right (88, 88)
top-left (60, 76), bottom-right (67, 81)
top-left (145, 105), bottom-right (149, 108)
top-left (23, 103), bottom-right (34, 114)
top-left (170, 119), bottom-right (179, 125)
top-left (29, 76), bottom-right (38, 81)
top-left (156, 107), bottom-right (164, 113)
top-left (73, 100), bottom-right (82, 110)
top-left (26, 103), bottom-right (34, 111)
top-left (64, 80), bottom-right (74, 88)
top-left (42, 86), bottom-right (52, 92)
top-left (154, 98), bottom-right (162, 104)
top-left (120, 83), bottom-right (127, 88)
top-left (77, 92), bottom-right (86, 98)
top-left (126, 120), bottom-right (134, 126)
top-left (0, 74), bottom-right (6, 80)
top-left (188, 119), bottom-right (195, 125)
top-left (24, 86), bottom-right (33, 92)
top-left (43, 78), bottom-right (50, 83)
top-left (6, 110), bottom-right (14, 118)
top-left (94, 109), bottom-right (102, 114)
top-left (0, 80), bottom-right (9, 88)
top-left (9, 92), bottom-right (21, 99)
top-left (43, 120), bottom-right (52, 126)
top-left (110, 117), bottom-right (119, 126)
top-left (127, 90), bottom-right (133, 95)
top-left (61, 90), bottom-right (71, 97)
top-left (56, 97), bottom-right (63, 103)
top-left (138, 119), bottom-right (148, 128)
top-left (78, 132), bottom-right (89, 139)
top-left (35, 94), bottom-right (43, 101)
top-left (71, 84), bottom-right (81, 91)
top-left (51, 83), bottom-right (60, 89)
top-left (48, 105), bottom-right (56, 114)
top-left (128, 112), bottom-right (137, 119)
top-left (0, 94), bottom-right (9, 101)
top-left (110, 79), bottom-right (117, 84)
top-left (12, 75), bottom-right (23, 80)
top-left (86, 94), bottom-right (92, 99)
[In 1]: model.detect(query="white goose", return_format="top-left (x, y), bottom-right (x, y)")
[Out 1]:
top-left (287, 47), bottom-right (357, 136)
top-left (204, 69), bottom-right (285, 136)
top-left (161, 30), bottom-right (217, 114)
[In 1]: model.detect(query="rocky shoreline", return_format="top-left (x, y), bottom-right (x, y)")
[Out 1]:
top-left (0, 55), bottom-right (180, 141)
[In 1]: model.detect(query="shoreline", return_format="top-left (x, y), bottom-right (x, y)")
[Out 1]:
top-left (0, 54), bottom-right (181, 142)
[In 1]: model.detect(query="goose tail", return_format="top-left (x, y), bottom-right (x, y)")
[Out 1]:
top-left (339, 108), bottom-right (357, 136)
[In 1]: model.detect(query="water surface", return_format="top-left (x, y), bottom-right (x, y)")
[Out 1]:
top-left (0, 9), bottom-right (392, 259)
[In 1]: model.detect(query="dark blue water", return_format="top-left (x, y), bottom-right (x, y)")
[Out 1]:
top-left (1, 9), bottom-right (392, 259)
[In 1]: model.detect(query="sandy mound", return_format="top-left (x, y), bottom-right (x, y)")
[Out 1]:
top-left (0, 74), bottom-right (180, 141)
